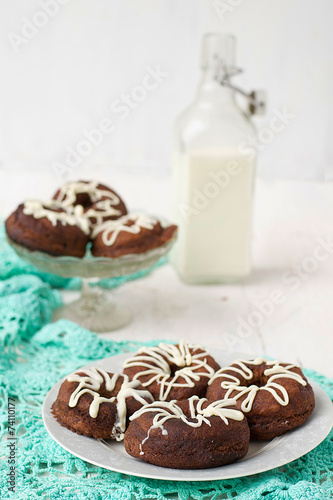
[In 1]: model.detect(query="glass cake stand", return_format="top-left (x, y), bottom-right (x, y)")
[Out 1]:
top-left (7, 234), bottom-right (177, 333)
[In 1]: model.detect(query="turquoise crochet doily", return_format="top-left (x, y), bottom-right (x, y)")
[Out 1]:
top-left (0, 224), bottom-right (332, 499)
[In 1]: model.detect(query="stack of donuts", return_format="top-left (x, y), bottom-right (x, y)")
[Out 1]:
top-left (5, 180), bottom-right (177, 258)
top-left (52, 340), bottom-right (315, 469)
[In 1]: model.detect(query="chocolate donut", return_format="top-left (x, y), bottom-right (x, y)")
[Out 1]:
top-left (123, 341), bottom-right (220, 401)
top-left (52, 367), bottom-right (153, 440)
top-left (91, 213), bottom-right (177, 258)
top-left (124, 396), bottom-right (250, 469)
top-left (53, 180), bottom-right (127, 225)
top-left (207, 357), bottom-right (315, 440)
top-left (5, 200), bottom-right (90, 257)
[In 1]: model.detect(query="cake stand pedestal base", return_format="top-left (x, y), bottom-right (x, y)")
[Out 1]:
top-left (7, 233), bottom-right (177, 332)
top-left (52, 280), bottom-right (132, 333)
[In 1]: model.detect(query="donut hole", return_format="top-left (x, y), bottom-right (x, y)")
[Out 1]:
top-left (75, 193), bottom-right (92, 208)
top-left (168, 363), bottom-right (181, 376)
top-left (251, 376), bottom-right (270, 388)
top-left (175, 398), bottom-right (206, 421)
top-left (167, 359), bottom-right (192, 377)
top-left (246, 365), bottom-right (269, 388)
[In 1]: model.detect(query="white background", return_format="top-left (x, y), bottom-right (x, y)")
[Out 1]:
top-left (0, 0), bottom-right (332, 181)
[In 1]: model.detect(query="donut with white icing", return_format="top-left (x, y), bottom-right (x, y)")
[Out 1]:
top-left (5, 200), bottom-right (90, 257)
top-left (53, 180), bottom-right (127, 225)
top-left (206, 358), bottom-right (315, 440)
top-left (52, 367), bottom-right (153, 440)
top-left (123, 341), bottom-right (220, 401)
top-left (124, 396), bottom-right (250, 469)
top-left (91, 213), bottom-right (177, 258)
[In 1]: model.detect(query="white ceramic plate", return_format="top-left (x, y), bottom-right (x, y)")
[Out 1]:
top-left (42, 350), bottom-right (333, 481)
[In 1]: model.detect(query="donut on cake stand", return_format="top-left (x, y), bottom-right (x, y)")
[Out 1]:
top-left (6, 203), bottom-right (177, 332)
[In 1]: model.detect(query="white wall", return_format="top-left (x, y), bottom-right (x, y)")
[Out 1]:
top-left (0, 0), bottom-right (331, 181)
top-left (204, 0), bottom-right (333, 181)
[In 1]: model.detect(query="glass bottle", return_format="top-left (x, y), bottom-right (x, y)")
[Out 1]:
top-left (170, 34), bottom-right (258, 284)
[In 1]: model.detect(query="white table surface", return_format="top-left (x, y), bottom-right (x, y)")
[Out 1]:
top-left (1, 168), bottom-right (332, 378)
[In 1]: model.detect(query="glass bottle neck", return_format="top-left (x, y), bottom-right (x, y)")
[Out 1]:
top-left (196, 69), bottom-right (235, 104)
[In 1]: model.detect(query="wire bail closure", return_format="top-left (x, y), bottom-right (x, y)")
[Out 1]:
top-left (216, 59), bottom-right (266, 116)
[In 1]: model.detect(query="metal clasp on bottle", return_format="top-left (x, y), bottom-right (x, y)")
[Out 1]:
top-left (216, 60), bottom-right (266, 116)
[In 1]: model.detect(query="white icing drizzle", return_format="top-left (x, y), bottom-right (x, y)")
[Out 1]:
top-left (134, 397), bottom-right (243, 455)
top-left (54, 180), bottom-right (120, 208)
top-left (54, 181), bottom-right (124, 225)
top-left (22, 199), bottom-right (91, 235)
top-left (131, 395), bottom-right (243, 428)
top-left (139, 426), bottom-right (153, 455)
top-left (123, 340), bottom-right (217, 401)
top-left (208, 358), bottom-right (307, 413)
top-left (66, 367), bottom-right (153, 439)
top-left (84, 199), bottom-right (122, 224)
top-left (138, 424), bottom-right (168, 455)
top-left (91, 213), bottom-right (157, 247)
